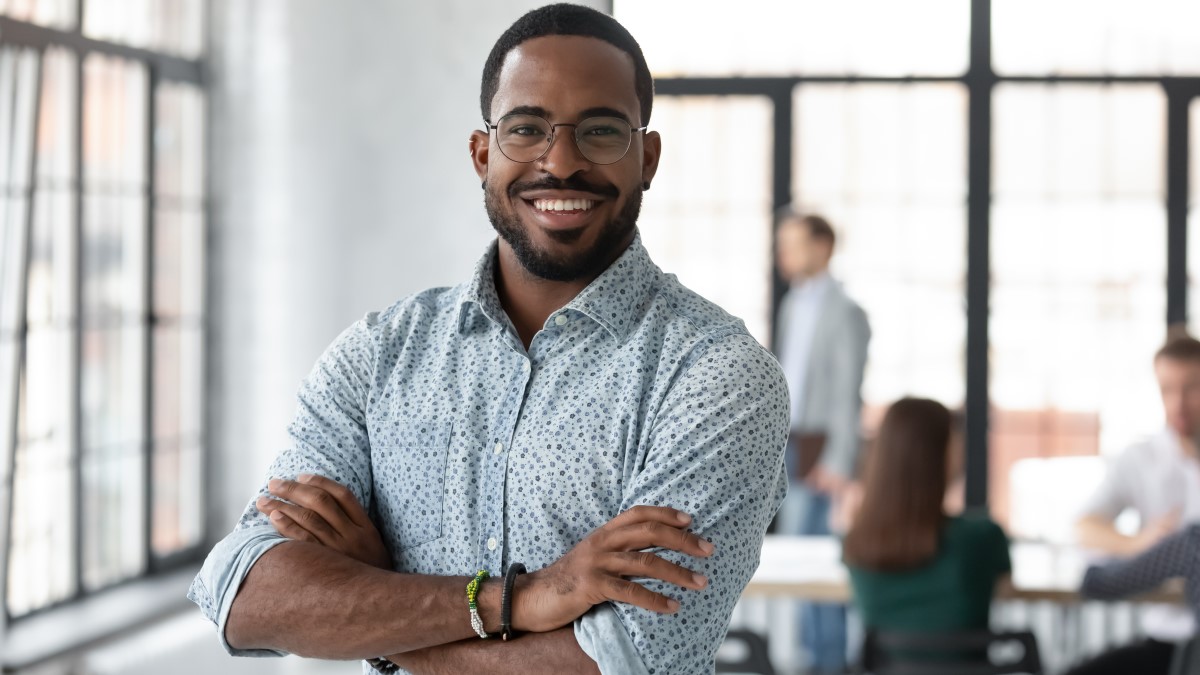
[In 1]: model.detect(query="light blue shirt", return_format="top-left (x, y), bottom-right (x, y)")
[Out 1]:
top-left (189, 234), bottom-right (790, 674)
top-left (778, 273), bottom-right (831, 428)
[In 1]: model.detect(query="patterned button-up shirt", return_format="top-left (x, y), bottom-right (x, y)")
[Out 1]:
top-left (189, 234), bottom-right (789, 674)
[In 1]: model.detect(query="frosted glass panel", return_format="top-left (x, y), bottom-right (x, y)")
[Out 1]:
top-left (994, 0), bottom-right (1200, 75)
top-left (616, 0), bottom-right (968, 77)
top-left (794, 84), bottom-right (967, 426)
top-left (1188, 99), bottom-right (1200, 335)
top-left (992, 84), bottom-right (1165, 526)
top-left (637, 96), bottom-right (773, 346)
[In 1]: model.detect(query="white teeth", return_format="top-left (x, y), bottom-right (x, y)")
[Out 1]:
top-left (533, 198), bottom-right (595, 212)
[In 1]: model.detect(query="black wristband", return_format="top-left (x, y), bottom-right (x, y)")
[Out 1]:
top-left (500, 562), bottom-right (527, 641)
top-left (366, 657), bottom-right (399, 673)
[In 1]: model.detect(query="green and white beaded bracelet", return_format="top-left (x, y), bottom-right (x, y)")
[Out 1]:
top-left (466, 569), bottom-right (490, 639)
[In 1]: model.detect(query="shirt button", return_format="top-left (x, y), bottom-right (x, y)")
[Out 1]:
top-left (554, 314), bottom-right (568, 326)
top-left (522, 360), bottom-right (531, 372)
top-left (493, 442), bottom-right (504, 455)
top-left (487, 537), bottom-right (498, 551)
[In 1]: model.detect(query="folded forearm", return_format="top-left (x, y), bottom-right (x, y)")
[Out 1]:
top-left (1075, 517), bottom-right (1138, 555)
top-left (388, 627), bottom-right (600, 675)
top-left (1083, 525), bottom-right (1199, 599)
top-left (225, 541), bottom-right (494, 658)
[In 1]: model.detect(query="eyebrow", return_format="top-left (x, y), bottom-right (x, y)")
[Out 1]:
top-left (497, 105), bottom-right (633, 125)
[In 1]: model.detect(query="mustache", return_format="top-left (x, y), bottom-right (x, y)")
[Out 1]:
top-left (507, 175), bottom-right (620, 199)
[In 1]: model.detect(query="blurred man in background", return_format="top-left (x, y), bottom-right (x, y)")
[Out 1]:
top-left (1072, 329), bottom-right (1200, 674)
top-left (773, 209), bottom-right (870, 674)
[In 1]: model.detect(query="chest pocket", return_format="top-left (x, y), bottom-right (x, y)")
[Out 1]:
top-left (372, 420), bottom-right (453, 552)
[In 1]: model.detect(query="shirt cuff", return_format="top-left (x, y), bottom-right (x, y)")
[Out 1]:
top-left (187, 524), bottom-right (291, 657)
top-left (574, 603), bottom-right (651, 675)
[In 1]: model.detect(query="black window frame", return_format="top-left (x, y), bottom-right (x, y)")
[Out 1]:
top-left (0, 6), bottom-right (206, 669)
top-left (647, 0), bottom-right (1200, 511)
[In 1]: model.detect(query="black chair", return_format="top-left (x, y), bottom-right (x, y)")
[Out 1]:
top-left (1171, 637), bottom-right (1200, 675)
top-left (715, 629), bottom-right (776, 675)
top-left (857, 629), bottom-right (1043, 675)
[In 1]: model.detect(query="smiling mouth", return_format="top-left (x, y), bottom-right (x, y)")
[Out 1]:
top-left (530, 198), bottom-right (596, 213)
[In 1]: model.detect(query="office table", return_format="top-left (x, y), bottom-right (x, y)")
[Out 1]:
top-left (745, 535), bottom-right (1185, 605)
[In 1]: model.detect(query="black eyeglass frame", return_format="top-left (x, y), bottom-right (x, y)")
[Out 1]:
top-left (483, 114), bottom-right (649, 165)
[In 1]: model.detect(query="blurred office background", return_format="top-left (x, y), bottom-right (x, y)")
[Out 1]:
top-left (0, 0), bottom-right (1198, 673)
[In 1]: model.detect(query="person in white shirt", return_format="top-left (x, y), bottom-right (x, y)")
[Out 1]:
top-left (1070, 330), bottom-right (1200, 674)
top-left (772, 209), bottom-right (870, 674)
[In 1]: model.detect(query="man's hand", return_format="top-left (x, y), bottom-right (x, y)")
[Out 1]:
top-left (256, 474), bottom-right (392, 570)
top-left (512, 505), bottom-right (714, 634)
top-left (804, 464), bottom-right (848, 495)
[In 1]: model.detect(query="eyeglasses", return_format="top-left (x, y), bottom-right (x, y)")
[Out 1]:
top-left (484, 114), bottom-right (648, 165)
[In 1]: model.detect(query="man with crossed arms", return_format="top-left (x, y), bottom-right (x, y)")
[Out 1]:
top-left (189, 5), bottom-right (789, 673)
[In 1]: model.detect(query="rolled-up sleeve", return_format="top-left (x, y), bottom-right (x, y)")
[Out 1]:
top-left (1080, 451), bottom-right (1135, 521)
top-left (188, 316), bottom-right (380, 656)
top-left (578, 332), bottom-right (790, 674)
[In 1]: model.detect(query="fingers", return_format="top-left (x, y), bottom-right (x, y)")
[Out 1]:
top-left (606, 551), bottom-right (708, 591)
top-left (603, 520), bottom-right (715, 558)
top-left (294, 473), bottom-right (373, 527)
top-left (602, 576), bottom-right (681, 614)
top-left (256, 494), bottom-right (338, 543)
top-left (263, 509), bottom-right (318, 543)
top-left (608, 505), bottom-right (694, 529)
top-left (264, 477), bottom-right (354, 533)
top-left (603, 506), bottom-right (715, 557)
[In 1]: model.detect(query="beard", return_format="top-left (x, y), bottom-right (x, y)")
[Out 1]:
top-left (485, 175), bottom-right (641, 283)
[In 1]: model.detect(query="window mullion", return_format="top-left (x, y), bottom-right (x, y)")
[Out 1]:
top-left (70, 44), bottom-right (83, 605)
top-left (142, 65), bottom-right (155, 573)
top-left (0, 48), bottom-right (38, 624)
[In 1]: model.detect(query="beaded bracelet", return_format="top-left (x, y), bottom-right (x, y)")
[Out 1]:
top-left (466, 569), bottom-right (491, 639)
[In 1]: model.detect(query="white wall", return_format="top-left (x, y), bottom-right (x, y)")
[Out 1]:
top-left (207, 0), bottom-right (605, 526)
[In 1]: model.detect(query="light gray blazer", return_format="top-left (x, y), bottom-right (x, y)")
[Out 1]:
top-left (775, 280), bottom-right (871, 478)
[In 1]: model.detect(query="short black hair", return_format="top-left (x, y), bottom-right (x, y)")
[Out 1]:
top-left (480, 3), bottom-right (654, 126)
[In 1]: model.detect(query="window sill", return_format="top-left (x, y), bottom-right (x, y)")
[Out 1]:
top-left (2, 564), bottom-right (201, 671)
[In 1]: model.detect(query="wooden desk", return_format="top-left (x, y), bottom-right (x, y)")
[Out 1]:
top-left (745, 535), bottom-right (1184, 605)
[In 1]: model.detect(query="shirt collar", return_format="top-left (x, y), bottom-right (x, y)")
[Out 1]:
top-left (456, 232), bottom-right (660, 342)
top-left (792, 270), bottom-right (832, 293)
top-left (564, 232), bottom-right (659, 342)
top-left (456, 239), bottom-right (508, 334)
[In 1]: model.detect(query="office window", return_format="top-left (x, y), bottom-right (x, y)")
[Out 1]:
top-left (151, 81), bottom-right (204, 558)
top-left (0, 0), bottom-right (75, 29)
top-left (638, 96), bottom-right (774, 346)
top-left (793, 83), bottom-right (967, 428)
top-left (83, 0), bottom-right (204, 59)
top-left (993, 0), bottom-right (1200, 76)
top-left (1188, 99), bottom-right (1200, 332)
top-left (4, 46), bottom-right (74, 617)
top-left (1, 6), bottom-right (204, 620)
top-left (618, 0), bottom-right (968, 78)
top-left (991, 84), bottom-right (1166, 524)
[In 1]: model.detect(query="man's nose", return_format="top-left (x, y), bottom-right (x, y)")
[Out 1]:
top-left (537, 129), bottom-right (591, 178)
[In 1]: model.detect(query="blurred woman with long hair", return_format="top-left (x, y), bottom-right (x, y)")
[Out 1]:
top-left (843, 397), bottom-right (1011, 633)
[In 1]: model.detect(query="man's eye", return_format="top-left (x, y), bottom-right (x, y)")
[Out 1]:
top-left (583, 125), bottom-right (620, 137)
top-left (509, 126), bottom-right (546, 136)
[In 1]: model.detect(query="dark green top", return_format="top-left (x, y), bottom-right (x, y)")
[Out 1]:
top-left (847, 515), bottom-right (1012, 632)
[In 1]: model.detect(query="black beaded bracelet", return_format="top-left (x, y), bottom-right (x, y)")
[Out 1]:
top-left (500, 562), bottom-right (527, 641)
